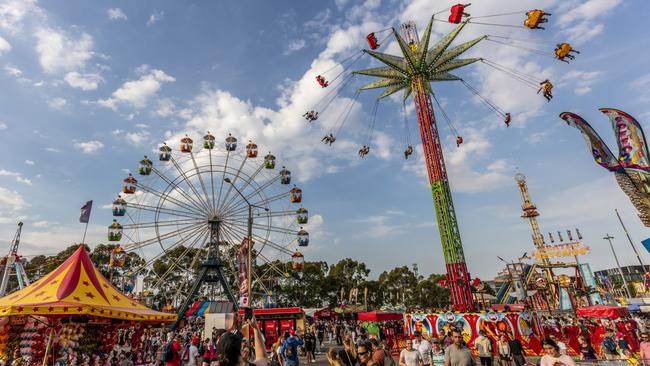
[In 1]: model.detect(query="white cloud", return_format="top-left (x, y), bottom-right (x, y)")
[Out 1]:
top-left (155, 98), bottom-right (176, 117)
top-left (125, 131), bottom-right (150, 145)
top-left (34, 27), bottom-right (94, 74)
top-left (98, 67), bottom-right (175, 110)
top-left (559, 70), bottom-right (601, 96)
top-left (44, 147), bottom-right (60, 153)
top-left (135, 123), bottom-right (149, 129)
top-left (557, 0), bottom-right (622, 44)
top-left (0, 122), bottom-right (6, 130)
top-left (0, 186), bottom-right (28, 210)
top-left (32, 220), bottom-right (50, 228)
top-left (64, 71), bottom-right (103, 90)
top-left (0, 35), bottom-right (11, 54)
top-left (4, 65), bottom-right (21, 77)
top-left (0, 169), bottom-right (32, 185)
top-left (107, 8), bottom-right (127, 21)
top-left (284, 39), bottom-right (306, 55)
top-left (47, 97), bottom-right (67, 109)
top-left (74, 140), bottom-right (104, 154)
top-left (0, 0), bottom-right (40, 35)
top-left (146, 11), bottom-right (163, 26)
top-left (24, 160), bottom-right (34, 165)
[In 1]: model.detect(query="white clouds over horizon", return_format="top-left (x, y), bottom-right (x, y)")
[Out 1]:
top-left (34, 27), bottom-right (94, 74)
top-left (74, 140), bottom-right (104, 154)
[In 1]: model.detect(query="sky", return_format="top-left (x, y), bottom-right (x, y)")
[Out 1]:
top-left (0, 0), bottom-right (649, 282)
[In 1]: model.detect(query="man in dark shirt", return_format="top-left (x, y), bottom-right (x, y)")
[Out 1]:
top-left (507, 338), bottom-right (525, 366)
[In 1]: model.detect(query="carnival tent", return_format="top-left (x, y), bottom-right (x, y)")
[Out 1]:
top-left (357, 310), bottom-right (402, 322)
top-left (576, 305), bottom-right (629, 319)
top-left (0, 245), bottom-right (175, 322)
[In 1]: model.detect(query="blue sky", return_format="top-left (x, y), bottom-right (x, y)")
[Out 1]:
top-left (0, 0), bottom-right (649, 282)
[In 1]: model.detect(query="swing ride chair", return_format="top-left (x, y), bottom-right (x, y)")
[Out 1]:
top-left (301, 6), bottom-right (578, 312)
top-left (106, 132), bottom-right (313, 325)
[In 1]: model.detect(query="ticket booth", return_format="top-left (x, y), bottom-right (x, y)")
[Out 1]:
top-left (239, 307), bottom-right (305, 349)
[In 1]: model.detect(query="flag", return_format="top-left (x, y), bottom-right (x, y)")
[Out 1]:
top-left (642, 237), bottom-right (650, 254)
top-left (79, 200), bottom-right (93, 223)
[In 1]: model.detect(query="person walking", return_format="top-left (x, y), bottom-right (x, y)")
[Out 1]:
top-left (639, 333), bottom-right (650, 365)
top-left (281, 331), bottom-right (304, 366)
top-left (431, 340), bottom-right (445, 366)
top-left (474, 331), bottom-right (493, 366)
top-left (577, 335), bottom-right (597, 361)
top-left (359, 343), bottom-right (381, 366)
top-left (540, 338), bottom-right (574, 366)
top-left (304, 328), bottom-right (316, 364)
top-left (413, 331), bottom-right (432, 366)
top-left (399, 339), bottom-right (423, 366)
top-left (339, 337), bottom-right (358, 366)
top-left (496, 334), bottom-right (512, 366)
top-left (444, 329), bottom-right (475, 366)
top-left (601, 329), bottom-right (619, 360)
top-left (507, 336), bottom-right (525, 366)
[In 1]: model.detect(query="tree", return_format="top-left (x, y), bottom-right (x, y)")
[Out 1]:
top-left (415, 274), bottom-right (451, 309)
top-left (378, 266), bottom-right (419, 306)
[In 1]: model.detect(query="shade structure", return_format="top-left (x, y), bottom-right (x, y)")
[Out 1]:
top-left (357, 310), bottom-right (402, 322)
top-left (575, 305), bottom-right (630, 319)
top-left (0, 245), bottom-right (175, 322)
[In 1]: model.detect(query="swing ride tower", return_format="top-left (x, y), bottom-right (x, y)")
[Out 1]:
top-left (353, 19), bottom-right (484, 311)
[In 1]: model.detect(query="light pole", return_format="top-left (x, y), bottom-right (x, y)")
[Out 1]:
top-left (224, 177), bottom-right (269, 307)
top-left (603, 233), bottom-right (632, 299)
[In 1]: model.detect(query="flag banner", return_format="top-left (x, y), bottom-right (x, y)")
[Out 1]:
top-left (642, 237), bottom-right (650, 254)
top-left (79, 200), bottom-right (93, 223)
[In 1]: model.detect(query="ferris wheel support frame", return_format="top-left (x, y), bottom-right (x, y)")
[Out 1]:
top-left (173, 217), bottom-right (238, 329)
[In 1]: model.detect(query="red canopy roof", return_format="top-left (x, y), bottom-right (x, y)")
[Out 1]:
top-left (576, 305), bottom-right (629, 319)
top-left (357, 310), bottom-right (402, 322)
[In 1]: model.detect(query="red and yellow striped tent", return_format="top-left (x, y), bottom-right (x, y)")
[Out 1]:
top-left (0, 245), bottom-right (175, 322)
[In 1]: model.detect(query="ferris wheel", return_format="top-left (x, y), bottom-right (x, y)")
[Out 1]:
top-left (106, 132), bottom-right (310, 311)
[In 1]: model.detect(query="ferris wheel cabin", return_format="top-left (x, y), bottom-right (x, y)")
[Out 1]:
top-left (264, 153), bottom-right (276, 169)
top-left (107, 220), bottom-right (123, 242)
top-left (296, 207), bottom-right (308, 225)
top-left (112, 196), bottom-right (127, 217)
top-left (246, 141), bottom-right (258, 158)
top-left (203, 132), bottom-right (215, 149)
top-left (139, 156), bottom-right (153, 176)
top-left (279, 167), bottom-right (292, 185)
top-left (225, 134), bottom-right (237, 151)
top-left (297, 228), bottom-right (309, 247)
top-left (159, 143), bottom-right (172, 161)
top-left (180, 135), bottom-right (194, 153)
top-left (290, 186), bottom-right (302, 203)
top-left (122, 174), bottom-right (137, 194)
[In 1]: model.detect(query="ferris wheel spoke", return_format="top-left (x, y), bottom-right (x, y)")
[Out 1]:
top-left (216, 154), bottom-right (247, 212)
top-left (214, 150), bottom-right (231, 213)
top-left (124, 222), bottom-right (205, 251)
top-left (127, 202), bottom-right (204, 220)
top-left (225, 191), bottom-right (291, 217)
top-left (224, 220), bottom-right (298, 236)
top-left (131, 224), bottom-right (208, 275)
top-left (256, 253), bottom-right (288, 278)
top-left (209, 148), bottom-right (216, 211)
top-left (172, 229), bottom-right (211, 299)
top-left (122, 218), bottom-right (203, 230)
top-left (225, 224), bottom-right (294, 256)
top-left (169, 156), bottom-right (212, 212)
top-left (228, 209), bottom-right (297, 221)
top-left (137, 179), bottom-right (206, 217)
top-left (222, 175), bottom-right (281, 214)
top-left (152, 226), bottom-right (210, 288)
top-left (150, 166), bottom-right (209, 214)
top-left (189, 151), bottom-right (214, 212)
top-left (219, 161), bottom-right (266, 213)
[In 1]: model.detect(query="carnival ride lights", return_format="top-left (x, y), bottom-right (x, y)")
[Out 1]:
top-left (108, 133), bottom-right (310, 325)
top-left (301, 6), bottom-right (581, 311)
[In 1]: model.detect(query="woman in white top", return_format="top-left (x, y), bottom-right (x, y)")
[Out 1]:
top-left (400, 339), bottom-right (424, 366)
top-left (540, 338), bottom-right (575, 366)
top-left (497, 334), bottom-right (512, 366)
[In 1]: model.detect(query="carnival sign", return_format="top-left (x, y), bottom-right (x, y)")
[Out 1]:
top-left (532, 241), bottom-right (590, 260)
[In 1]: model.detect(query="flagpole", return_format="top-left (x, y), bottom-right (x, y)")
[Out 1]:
top-left (81, 221), bottom-right (89, 244)
top-left (615, 209), bottom-right (647, 271)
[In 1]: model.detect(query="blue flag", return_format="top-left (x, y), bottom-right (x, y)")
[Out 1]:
top-left (79, 200), bottom-right (93, 223)
top-left (642, 237), bottom-right (650, 254)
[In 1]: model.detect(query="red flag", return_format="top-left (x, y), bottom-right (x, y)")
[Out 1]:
top-left (79, 200), bottom-right (93, 223)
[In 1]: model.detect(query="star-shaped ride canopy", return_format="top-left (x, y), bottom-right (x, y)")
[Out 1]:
top-left (353, 17), bottom-right (485, 101)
